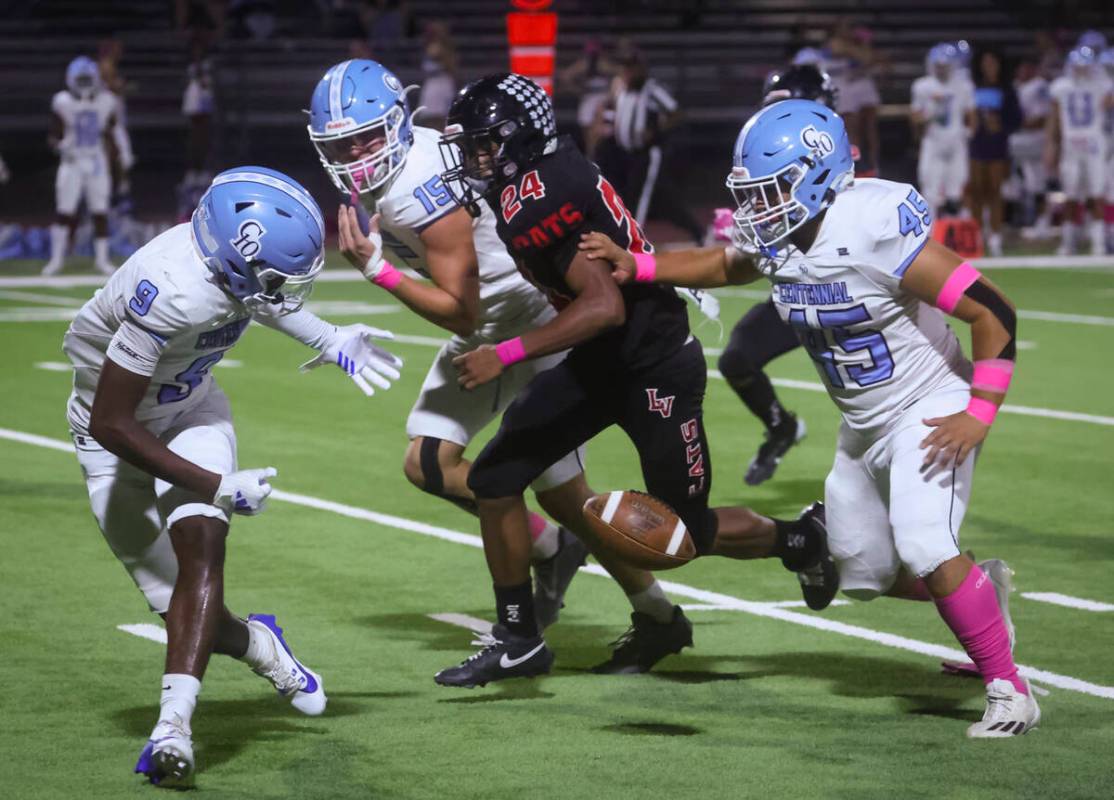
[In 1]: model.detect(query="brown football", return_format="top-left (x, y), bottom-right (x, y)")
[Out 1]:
top-left (582, 490), bottom-right (696, 570)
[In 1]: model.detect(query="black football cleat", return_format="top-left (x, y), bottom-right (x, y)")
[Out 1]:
top-left (533, 527), bottom-right (590, 630)
top-left (591, 606), bottom-right (694, 674)
top-left (745, 414), bottom-right (806, 486)
top-left (434, 625), bottom-right (554, 688)
top-left (793, 502), bottom-right (840, 611)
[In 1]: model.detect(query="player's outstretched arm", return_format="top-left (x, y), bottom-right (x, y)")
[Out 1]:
top-left (338, 201), bottom-right (480, 337)
top-left (579, 231), bottom-right (762, 288)
top-left (452, 251), bottom-right (625, 390)
top-left (900, 239), bottom-right (1018, 468)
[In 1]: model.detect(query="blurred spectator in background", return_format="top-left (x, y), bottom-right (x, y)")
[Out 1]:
top-left (181, 39), bottom-right (216, 218)
top-left (826, 18), bottom-right (882, 175)
top-left (362, 0), bottom-right (410, 59)
top-left (348, 38), bottom-right (374, 60)
top-left (418, 20), bottom-right (457, 129)
top-left (1009, 58), bottom-right (1053, 237)
top-left (98, 38), bottom-right (135, 196)
top-left (969, 48), bottom-right (1021, 256)
top-left (596, 50), bottom-right (704, 243)
top-left (558, 37), bottom-right (618, 159)
top-left (176, 0), bottom-right (225, 42)
top-left (229, 0), bottom-right (276, 41)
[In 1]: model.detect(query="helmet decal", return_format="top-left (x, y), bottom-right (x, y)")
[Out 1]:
top-left (229, 220), bottom-right (266, 260)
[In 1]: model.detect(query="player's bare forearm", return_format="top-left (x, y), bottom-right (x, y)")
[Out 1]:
top-left (580, 231), bottom-right (762, 287)
top-left (89, 361), bottom-right (221, 497)
top-left (390, 276), bottom-right (478, 337)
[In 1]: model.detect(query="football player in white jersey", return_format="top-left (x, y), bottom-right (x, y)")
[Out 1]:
top-left (307, 60), bottom-right (692, 672)
top-left (43, 56), bottom-right (123, 276)
top-left (1101, 48), bottom-right (1114, 250)
top-left (911, 43), bottom-right (975, 218)
top-left (64, 167), bottom-right (402, 786)
top-left (1046, 46), bottom-right (1114, 255)
top-left (1010, 58), bottom-right (1053, 237)
top-left (581, 100), bottom-right (1039, 738)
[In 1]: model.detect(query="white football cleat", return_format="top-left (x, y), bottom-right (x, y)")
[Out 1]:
top-left (966, 678), bottom-right (1041, 738)
top-left (247, 614), bottom-right (327, 716)
top-left (135, 716), bottom-right (194, 787)
top-left (978, 558), bottom-right (1015, 650)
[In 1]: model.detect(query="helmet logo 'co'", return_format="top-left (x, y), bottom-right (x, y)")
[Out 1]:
top-left (800, 125), bottom-right (834, 158)
top-left (230, 220), bottom-right (267, 260)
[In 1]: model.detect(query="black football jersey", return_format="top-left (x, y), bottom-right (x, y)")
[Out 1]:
top-left (487, 137), bottom-right (690, 371)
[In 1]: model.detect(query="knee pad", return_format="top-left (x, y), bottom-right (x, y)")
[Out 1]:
top-left (411, 437), bottom-right (477, 513)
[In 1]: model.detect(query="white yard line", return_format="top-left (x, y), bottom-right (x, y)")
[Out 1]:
top-left (1022, 593), bottom-right (1114, 612)
top-left (4, 426), bottom-right (1110, 701)
top-left (0, 289), bottom-right (85, 306)
top-left (428, 613), bottom-right (494, 634)
top-left (117, 623), bottom-right (168, 644)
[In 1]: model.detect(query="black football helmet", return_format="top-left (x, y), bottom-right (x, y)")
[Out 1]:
top-left (761, 64), bottom-right (837, 108)
top-left (439, 73), bottom-right (558, 216)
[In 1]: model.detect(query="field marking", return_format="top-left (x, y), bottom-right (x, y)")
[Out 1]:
top-left (428, 613), bottom-right (493, 634)
top-left (1022, 592), bottom-right (1114, 612)
top-left (3, 426), bottom-right (1112, 701)
top-left (0, 300), bottom-right (400, 324)
top-left (0, 289), bottom-right (85, 306)
top-left (33, 361), bottom-right (72, 372)
top-left (117, 623), bottom-right (168, 644)
top-left (684, 599), bottom-right (851, 611)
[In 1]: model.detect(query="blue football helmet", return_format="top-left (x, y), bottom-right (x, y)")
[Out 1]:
top-left (1077, 30), bottom-right (1108, 53)
top-left (791, 47), bottom-right (826, 67)
top-left (191, 167), bottom-right (325, 314)
top-left (926, 43), bottom-right (958, 78)
top-left (1066, 46), bottom-right (1097, 79)
top-left (66, 56), bottom-right (100, 99)
top-left (726, 99), bottom-right (854, 251)
top-left (307, 59), bottom-right (414, 195)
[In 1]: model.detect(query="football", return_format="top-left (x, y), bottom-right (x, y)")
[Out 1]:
top-left (582, 490), bottom-right (697, 570)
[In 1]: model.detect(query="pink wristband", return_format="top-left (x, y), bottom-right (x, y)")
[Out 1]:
top-left (495, 337), bottom-right (527, 366)
top-left (632, 253), bottom-right (657, 282)
top-left (372, 261), bottom-right (402, 291)
top-left (935, 261), bottom-right (980, 314)
top-left (971, 358), bottom-right (1014, 394)
top-left (966, 396), bottom-right (999, 426)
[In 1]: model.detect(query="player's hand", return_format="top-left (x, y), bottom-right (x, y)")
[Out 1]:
top-left (579, 231), bottom-right (636, 284)
top-left (919, 411), bottom-right (989, 470)
top-left (213, 467), bottom-right (278, 516)
top-left (453, 345), bottom-right (504, 390)
top-left (337, 193), bottom-right (388, 281)
top-left (301, 323), bottom-right (403, 396)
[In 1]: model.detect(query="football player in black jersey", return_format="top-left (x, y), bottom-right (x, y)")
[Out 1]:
top-left (719, 64), bottom-right (836, 486)
top-left (430, 73), bottom-right (837, 689)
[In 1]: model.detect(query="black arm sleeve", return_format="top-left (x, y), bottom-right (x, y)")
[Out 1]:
top-left (965, 279), bottom-right (1017, 360)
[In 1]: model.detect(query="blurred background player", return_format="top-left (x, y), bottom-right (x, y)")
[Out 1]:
top-left (558, 36), bottom-right (619, 159)
top-left (911, 43), bottom-right (974, 220)
top-left (969, 47), bottom-right (1020, 256)
top-left (825, 18), bottom-right (882, 175)
top-left (1009, 57), bottom-right (1052, 238)
top-left (63, 167), bottom-right (403, 785)
top-left (1102, 47), bottom-right (1114, 251)
top-left (1047, 46), bottom-right (1114, 255)
top-left (42, 56), bottom-right (124, 276)
top-left (583, 99), bottom-right (1037, 739)
top-left (308, 59), bottom-right (688, 654)
top-left (716, 63), bottom-right (835, 486)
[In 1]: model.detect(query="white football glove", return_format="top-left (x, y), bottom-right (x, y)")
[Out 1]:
top-left (213, 467), bottom-right (277, 516)
top-left (300, 323), bottom-right (404, 396)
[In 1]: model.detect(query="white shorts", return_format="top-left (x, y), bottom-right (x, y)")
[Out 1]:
top-left (73, 386), bottom-right (237, 613)
top-left (824, 389), bottom-right (973, 600)
top-left (1059, 145), bottom-right (1106, 201)
top-left (836, 77), bottom-right (881, 114)
top-left (56, 158), bottom-right (112, 216)
top-left (406, 296), bottom-right (585, 492)
top-left (918, 138), bottom-right (969, 208)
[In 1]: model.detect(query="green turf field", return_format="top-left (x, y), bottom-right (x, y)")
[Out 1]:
top-left (1, 256), bottom-right (1112, 799)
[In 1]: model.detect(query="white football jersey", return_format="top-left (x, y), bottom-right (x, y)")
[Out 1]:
top-left (754, 178), bottom-right (969, 436)
top-left (1050, 73), bottom-right (1113, 150)
top-left (363, 126), bottom-right (540, 324)
top-left (911, 74), bottom-right (974, 142)
top-left (64, 224), bottom-right (250, 435)
top-left (52, 89), bottom-right (118, 165)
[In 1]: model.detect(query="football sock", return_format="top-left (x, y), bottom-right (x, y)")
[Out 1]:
top-left (627, 581), bottom-right (675, 624)
top-left (494, 581), bottom-right (537, 639)
top-left (49, 224), bottom-right (69, 262)
top-left (1062, 221), bottom-right (1077, 251)
top-left (528, 513), bottom-right (560, 561)
top-left (934, 565), bottom-right (1026, 695)
top-left (94, 236), bottom-right (111, 265)
top-left (158, 673), bottom-right (200, 730)
top-left (771, 518), bottom-right (817, 571)
top-left (239, 620), bottom-right (275, 669)
top-left (725, 372), bottom-right (787, 432)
